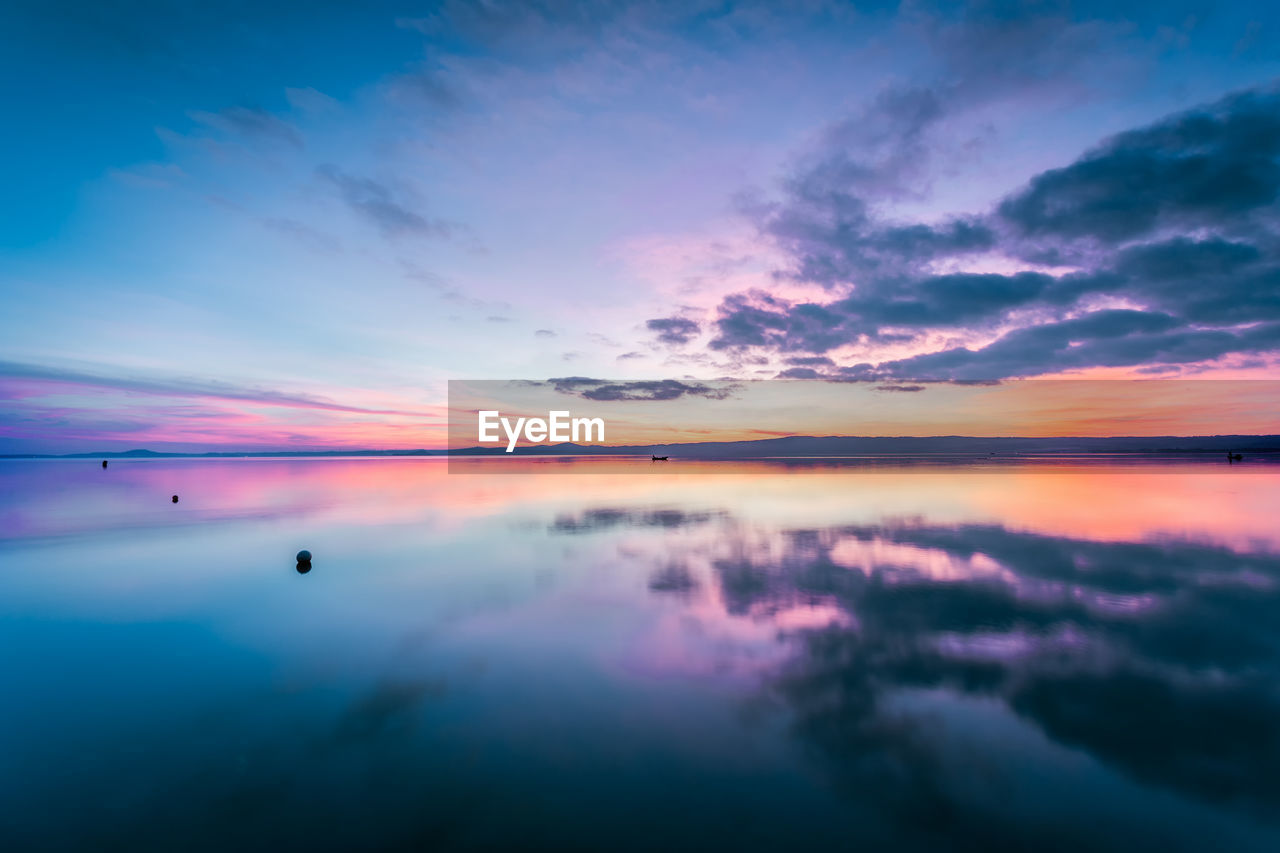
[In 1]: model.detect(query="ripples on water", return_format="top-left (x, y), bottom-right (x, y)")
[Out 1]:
top-left (2, 457), bottom-right (1279, 851)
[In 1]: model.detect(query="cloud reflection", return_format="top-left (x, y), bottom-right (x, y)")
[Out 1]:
top-left (639, 515), bottom-right (1280, 822)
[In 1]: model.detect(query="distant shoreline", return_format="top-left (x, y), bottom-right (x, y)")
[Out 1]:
top-left (6, 434), bottom-right (1280, 459)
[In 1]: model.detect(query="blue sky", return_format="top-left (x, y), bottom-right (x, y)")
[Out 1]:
top-left (2, 1), bottom-right (1279, 451)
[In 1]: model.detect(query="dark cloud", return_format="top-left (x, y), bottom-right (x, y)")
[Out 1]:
top-left (874, 384), bottom-right (926, 392)
top-left (711, 271), bottom-right (1095, 354)
top-left (784, 356), bottom-right (835, 367)
top-left (843, 313), bottom-right (1280, 381)
top-left (710, 84), bottom-right (1280, 377)
top-left (316, 164), bottom-right (456, 239)
top-left (646, 316), bottom-right (701, 345)
top-left (547, 377), bottom-right (737, 401)
top-left (999, 87), bottom-right (1280, 247)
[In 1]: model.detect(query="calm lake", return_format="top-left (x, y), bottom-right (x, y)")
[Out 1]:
top-left (2, 457), bottom-right (1279, 851)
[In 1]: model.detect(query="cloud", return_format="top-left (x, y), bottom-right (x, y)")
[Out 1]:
top-left (546, 377), bottom-right (737, 401)
top-left (646, 316), bottom-right (701, 345)
top-left (588, 332), bottom-right (622, 348)
top-left (316, 164), bottom-right (456, 239)
top-left (108, 162), bottom-right (187, 189)
top-left (736, 0), bottom-right (1138, 296)
top-left (708, 83), bottom-right (1280, 378)
top-left (998, 86), bottom-right (1280, 248)
top-left (844, 314), bottom-right (1280, 381)
top-left (915, 0), bottom-right (1131, 103)
top-left (710, 271), bottom-right (1092, 353)
top-left (0, 360), bottom-right (427, 417)
top-left (284, 86), bottom-right (340, 115)
top-left (188, 106), bottom-right (304, 148)
top-left (745, 85), bottom-right (997, 289)
top-left (534, 329), bottom-right (557, 338)
top-left (387, 65), bottom-right (467, 111)
top-left (262, 217), bottom-right (341, 254)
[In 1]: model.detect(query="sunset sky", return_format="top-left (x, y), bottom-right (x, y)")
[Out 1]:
top-left (3, 1), bottom-right (1280, 452)
top-left (448, 379), bottom-right (1280, 447)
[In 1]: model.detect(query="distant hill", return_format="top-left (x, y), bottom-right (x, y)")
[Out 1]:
top-left (1, 448), bottom-right (448, 459)
top-left (451, 434), bottom-right (1280, 456)
top-left (5, 434), bottom-right (1280, 459)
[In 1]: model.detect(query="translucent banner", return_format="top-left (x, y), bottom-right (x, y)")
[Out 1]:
top-left (446, 379), bottom-right (1280, 473)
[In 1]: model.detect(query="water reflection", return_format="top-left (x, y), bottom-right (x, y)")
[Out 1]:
top-left (2, 458), bottom-right (1279, 851)
top-left (633, 520), bottom-right (1280, 824)
top-left (551, 507), bottom-right (723, 534)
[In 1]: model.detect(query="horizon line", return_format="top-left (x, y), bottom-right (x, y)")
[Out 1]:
top-left (7, 432), bottom-right (1280, 459)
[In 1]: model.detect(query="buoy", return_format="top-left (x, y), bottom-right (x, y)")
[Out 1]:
top-left (102, 460), bottom-right (108, 468)
top-left (296, 561), bottom-right (312, 575)
top-left (171, 495), bottom-right (179, 503)
top-left (296, 549), bottom-right (312, 563)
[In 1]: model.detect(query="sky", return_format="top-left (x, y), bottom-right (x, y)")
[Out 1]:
top-left (449, 379), bottom-right (1280, 446)
top-left (2, 0), bottom-right (1280, 452)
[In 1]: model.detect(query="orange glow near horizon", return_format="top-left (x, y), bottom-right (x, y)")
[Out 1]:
top-left (10, 456), bottom-right (1278, 553)
top-left (6, 377), bottom-right (1278, 454)
top-left (447, 379), bottom-right (1280, 450)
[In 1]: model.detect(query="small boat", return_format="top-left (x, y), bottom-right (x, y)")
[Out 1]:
top-left (1227, 452), bottom-right (1243, 462)
top-left (651, 455), bottom-right (669, 461)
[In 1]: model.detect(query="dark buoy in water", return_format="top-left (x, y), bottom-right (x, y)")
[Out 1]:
top-left (102, 460), bottom-right (108, 469)
top-left (296, 561), bottom-right (312, 575)
top-left (171, 495), bottom-right (179, 503)
top-left (296, 549), bottom-right (312, 563)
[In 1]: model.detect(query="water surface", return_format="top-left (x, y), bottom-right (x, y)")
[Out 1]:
top-left (2, 457), bottom-right (1279, 851)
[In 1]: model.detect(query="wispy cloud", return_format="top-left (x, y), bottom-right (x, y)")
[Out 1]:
top-left (188, 105), bottom-right (304, 148)
top-left (316, 164), bottom-right (458, 239)
top-left (0, 361), bottom-right (430, 417)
